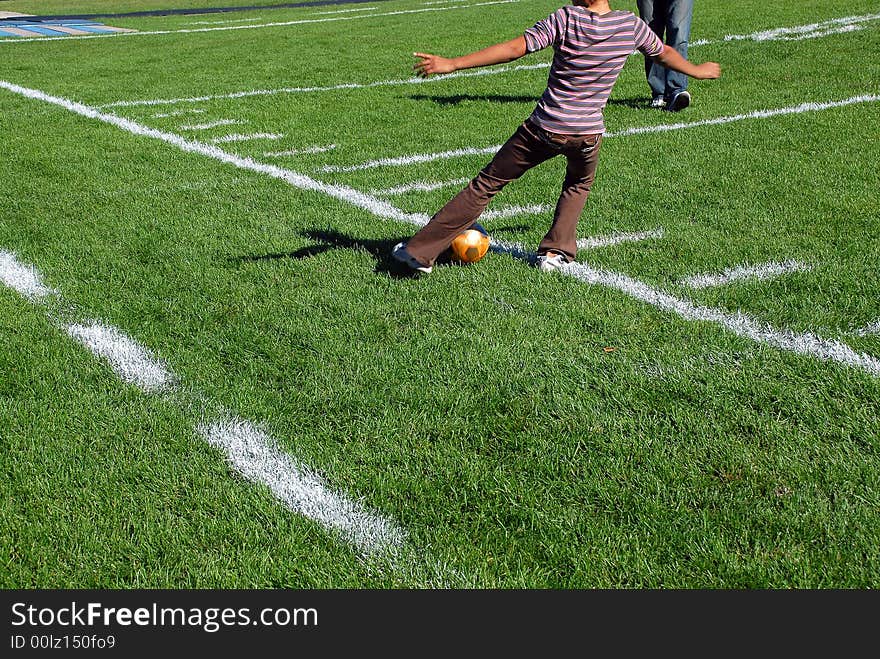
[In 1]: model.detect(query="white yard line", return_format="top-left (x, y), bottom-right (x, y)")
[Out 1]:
top-left (0, 0), bottom-right (519, 43)
top-left (371, 177), bottom-right (471, 196)
top-left (0, 249), bottom-right (405, 559)
top-left (152, 108), bottom-right (206, 118)
top-left (91, 13), bottom-right (880, 109)
top-left (264, 144), bottom-right (337, 157)
top-left (320, 145), bottom-right (498, 173)
top-left (0, 78), bottom-right (425, 225)
top-left (184, 17), bottom-right (266, 26)
top-left (209, 132), bottom-right (282, 143)
top-left (65, 321), bottom-right (176, 392)
top-left (98, 63), bottom-right (550, 110)
top-left (179, 118), bottom-right (245, 130)
top-left (324, 94), bottom-right (880, 171)
top-left (577, 228), bottom-right (664, 250)
top-left (854, 320), bottom-right (880, 337)
top-left (313, 6), bottom-right (379, 15)
top-left (0, 249), bottom-right (57, 300)
top-left (681, 260), bottom-right (812, 289)
top-left (482, 204), bottom-right (550, 221)
top-left (199, 418), bottom-right (404, 557)
top-left (692, 13), bottom-right (880, 45)
top-left (3, 79), bottom-right (878, 378)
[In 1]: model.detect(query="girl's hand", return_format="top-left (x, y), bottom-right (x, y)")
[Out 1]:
top-left (413, 52), bottom-right (457, 77)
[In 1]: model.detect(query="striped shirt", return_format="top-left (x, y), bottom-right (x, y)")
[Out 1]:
top-left (524, 7), bottom-right (663, 134)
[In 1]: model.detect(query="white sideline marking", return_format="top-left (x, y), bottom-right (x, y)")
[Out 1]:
top-left (65, 321), bottom-right (176, 392)
top-left (371, 177), bottom-right (471, 196)
top-left (264, 144), bottom-right (337, 157)
top-left (0, 250), bottom-right (56, 300)
top-left (692, 12), bottom-right (880, 45)
top-left (327, 94), bottom-right (880, 171)
top-left (314, 6), bottom-right (379, 14)
top-left (179, 119), bottom-right (245, 130)
top-left (152, 108), bottom-right (206, 118)
top-left (608, 95), bottom-right (880, 138)
top-left (482, 204), bottom-right (550, 221)
top-left (562, 262), bottom-right (880, 377)
top-left (98, 63), bottom-right (550, 109)
top-left (578, 228), bottom-right (664, 250)
top-left (94, 13), bottom-right (878, 109)
top-left (185, 17), bottom-right (265, 26)
top-left (209, 132), bottom-right (282, 143)
top-left (0, 249), bottom-right (404, 559)
top-left (682, 260), bottom-right (812, 289)
top-left (855, 320), bottom-right (880, 337)
top-left (5, 80), bottom-right (878, 378)
top-left (0, 0), bottom-right (518, 43)
top-left (320, 146), bottom-right (498, 173)
top-left (199, 418), bottom-right (404, 557)
top-left (0, 79), bottom-right (423, 225)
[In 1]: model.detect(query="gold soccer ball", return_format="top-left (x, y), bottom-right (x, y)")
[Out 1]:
top-left (449, 224), bottom-right (490, 264)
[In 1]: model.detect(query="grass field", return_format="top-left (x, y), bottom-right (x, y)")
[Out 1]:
top-left (1, 0), bottom-right (879, 588)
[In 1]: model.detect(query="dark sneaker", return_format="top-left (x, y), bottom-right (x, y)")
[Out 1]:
top-left (649, 95), bottom-right (667, 109)
top-left (666, 90), bottom-right (691, 112)
top-left (536, 251), bottom-right (568, 273)
top-left (392, 242), bottom-right (432, 274)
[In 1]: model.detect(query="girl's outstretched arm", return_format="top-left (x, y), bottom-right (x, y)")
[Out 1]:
top-left (413, 36), bottom-right (528, 77)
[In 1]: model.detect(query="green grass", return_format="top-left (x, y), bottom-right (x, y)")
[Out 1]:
top-left (1, 0), bottom-right (879, 588)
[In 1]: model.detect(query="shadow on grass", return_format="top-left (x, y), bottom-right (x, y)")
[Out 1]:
top-left (232, 223), bottom-right (535, 278)
top-left (231, 229), bottom-right (424, 279)
top-left (408, 93), bottom-right (538, 106)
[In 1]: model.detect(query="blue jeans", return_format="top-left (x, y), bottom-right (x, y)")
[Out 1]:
top-left (637, 0), bottom-right (694, 100)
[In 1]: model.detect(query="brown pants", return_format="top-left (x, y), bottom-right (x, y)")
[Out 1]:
top-left (404, 119), bottom-right (602, 267)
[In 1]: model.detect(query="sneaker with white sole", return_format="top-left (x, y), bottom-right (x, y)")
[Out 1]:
top-left (649, 95), bottom-right (667, 109)
top-left (536, 251), bottom-right (568, 272)
top-left (666, 90), bottom-right (691, 112)
top-left (392, 242), bottom-right (432, 274)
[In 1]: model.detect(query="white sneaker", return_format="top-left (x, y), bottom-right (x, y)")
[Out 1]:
top-left (536, 251), bottom-right (568, 272)
top-left (649, 95), bottom-right (667, 109)
top-left (392, 242), bottom-right (432, 274)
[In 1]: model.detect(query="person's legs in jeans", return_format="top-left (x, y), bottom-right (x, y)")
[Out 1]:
top-left (664, 0), bottom-right (694, 98)
top-left (404, 122), bottom-right (556, 267)
top-left (538, 134), bottom-right (602, 262)
top-left (636, 0), bottom-right (666, 100)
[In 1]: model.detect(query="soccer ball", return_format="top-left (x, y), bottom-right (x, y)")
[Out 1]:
top-left (449, 223), bottom-right (490, 264)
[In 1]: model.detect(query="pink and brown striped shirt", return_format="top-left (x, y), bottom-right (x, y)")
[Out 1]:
top-left (524, 7), bottom-right (663, 135)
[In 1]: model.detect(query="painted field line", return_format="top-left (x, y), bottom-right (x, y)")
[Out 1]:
top-left (209, 132), bottom-right (283, 143)
top-left (179, 118), bottom-right (245, 130)
top-left (854, 320), bottom-right (880, 337)
top-left (0, 249), bottom-right (57, 300)
top-left (7, 79), bottom-right (878, 379)
top-left (94, 13), bottom-right (878, 109)
top-left (692, 12), bottom-right (880, 46)
top-left (371, 177), bottom-right (471, 196)
top-left (682, 260), bottom-right (812, 289)
top-left (325, 94), bottom-right (880, 172)
top-left (563, 261), bottom-right (880, 377)
top-left (66, 321), bottom-right (176, 392)
top-left (152, 108), bottom-right (206, 118)
top-left (0, 78), bottom-right (424, 225)
top-left (0, 248), bottom-right (405, 559)
top-left (0, 0), bottom-right (518, 43)
top-left (199, 418), bottom-right (404, 557)
top-left (98, 63), bottom-right (550, 109)
top-left (608, 95), bottom-right (880, 138)
top-left (482, 203), bottom-right (549, 221)
top-left (185, 17), bottom-right (266, 26)
top-left (264, 144), bottom-right (337, 158)
top-left (578, 228), bottom-right (663, 250)
top-left (314, 6), bottom-right (379, 15)
top-left (321, 145), bottom-right (498, 173)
